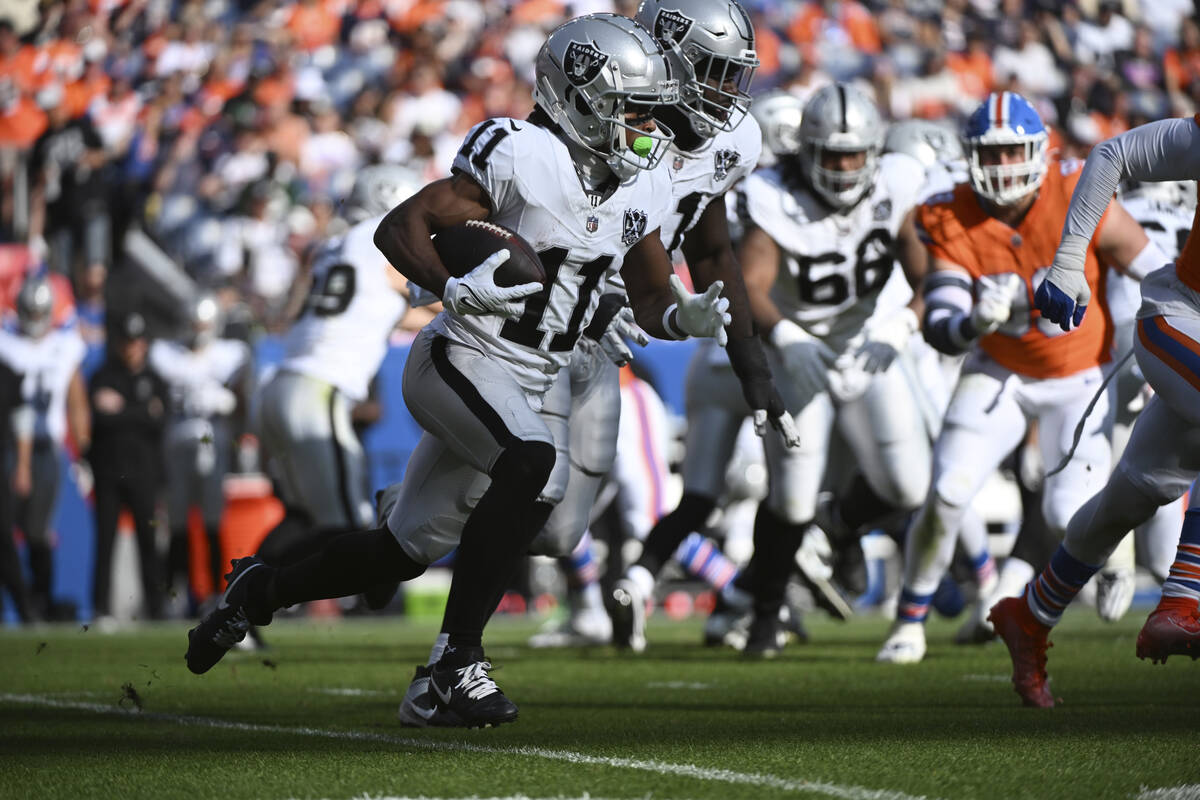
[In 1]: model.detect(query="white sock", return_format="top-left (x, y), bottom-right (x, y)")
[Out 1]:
top-left (627, 564), bottom-right (655, 599)
top-left (996, 558), bottom-right (1035, 601)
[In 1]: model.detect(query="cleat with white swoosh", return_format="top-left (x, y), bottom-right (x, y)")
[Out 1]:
top-left (397, 665), bottom-right (463, 727)
top-left (426, 646), bottom-right (519, 728)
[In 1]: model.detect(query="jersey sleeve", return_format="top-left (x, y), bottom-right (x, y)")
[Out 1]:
top-left (880, 152), bottom-right (927, 216)
top-left (742, 169), bottom-right (795, 241)
top-left (64, 330), bottom-right (85, 372)
top-left (731, 116), bottom-right (763, 184)
top-left (1062, 117), bottom-right (1200, 243)
top-left (451, 118), bottom-right (520, 218)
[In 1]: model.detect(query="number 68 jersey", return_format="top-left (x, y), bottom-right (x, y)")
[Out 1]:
top-left (743, 152), bottom-right (926, 352)
top-left (431, 118), bottom-right (671, 398)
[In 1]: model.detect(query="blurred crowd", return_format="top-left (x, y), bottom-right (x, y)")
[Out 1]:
top-left (0, 0), bottom-right (1198, 623)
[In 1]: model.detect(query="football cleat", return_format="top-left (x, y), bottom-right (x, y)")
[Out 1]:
top-left (528, 607), bottom-right (612, 648)
top-left (427, 648), bottom-right (519, 728)
top-left (954, 575), bottom-right (1000, 645)
top-left (743, 611), bottom-right (787, 658)
top-left (1095, 568), bottom-right (1135, 623)
top-left (989, 596), bottom-right (1055, 708)
top-left (703, 584), bottom-right (752, 649)
top-left (611, 578), bottom-right (648, 652)
top-left (1136, 598), bottom-right (1200, 664)
top-left (794, 531), bottom-right (854, 621)
top-left (397, 665), bottom-right (460, 727)
top-left (875, 621), bottom-right (927, 664)
top-left (185, 557), bottom-right (271, 675)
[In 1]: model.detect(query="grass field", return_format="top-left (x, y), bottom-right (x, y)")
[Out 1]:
top-left (2, 612), bottom-right (1198, 800)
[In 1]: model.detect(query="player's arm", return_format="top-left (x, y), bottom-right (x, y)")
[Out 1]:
top-left (1041, 117), bottom-right (1200, 328)
top-left (896, 208), bottom-right (927, 319)
top-left (680, 196), bottom-right (796, 443)
top-left (922, 258), bottom-right (1002, 356)
top-left (373, 173), bottom-right (490, 298)
top-left (1094, 199), bottom-right (1164, 279)
top-left (621, 230), bottom-right (730, 341)
top-left (67, 368), bottom-right (91, 454)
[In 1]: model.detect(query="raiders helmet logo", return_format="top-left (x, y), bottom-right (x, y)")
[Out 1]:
top-left (564, 41), bottom-right (607, 87)
top-left (622, 208), bottom-right (648, 246)
top-left (713, 149), bottom-right (740, 181)
top-left (873, 199), bottom-right (892, 221)
top-left (655, 9), bottom-right (693, 43)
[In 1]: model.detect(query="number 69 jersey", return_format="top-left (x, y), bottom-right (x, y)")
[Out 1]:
top-left (280, 214), bottom-right (409, 403)
top-left (431, 118), bottom-right (672, 397)
top-left (742, 152), bottom-right (926, 352)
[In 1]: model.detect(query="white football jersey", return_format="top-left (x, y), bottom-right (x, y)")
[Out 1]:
top-left (1109, 180), bottom-right (1195, 334)
top-left (0, 327), bottom-right (85, 443)
top-left (150, 338), bottom-right (250, 418)
top-left (743, 152), bottom-right (926, 352)
top-left (280, 214), bottom-right (408, 401)
top-left (431, 118), bottom-right (671, 397)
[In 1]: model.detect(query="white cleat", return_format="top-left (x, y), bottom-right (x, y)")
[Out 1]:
top-left (876, 621), bottom-right (927, 664)
top-left (611, 578), bottom-right (647, 653)
top-left (1096, 568), bottom-right (1135, 623)
top-left (955, 576), bottom-right (1000, 645)
top-left (528, 607), bottom-right (612, 648)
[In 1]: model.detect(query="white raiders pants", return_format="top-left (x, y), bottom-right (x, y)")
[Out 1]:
top-left (1060, 271), bottom-right (1200, 566)
top-left (764, 349), bottom-right (932, 525)
top-left (903, 355), bottom-right (1112, 594)
top-left (259, 370), bottom-right (373, 530)
top-left (612, 368), bottom-right (675, 541)
top-left (529, 339), bottom-right (621, 557)
top-left (680, 341), bottom-right (752, 500)
top-left (384, 328), bottom-right (568, 565)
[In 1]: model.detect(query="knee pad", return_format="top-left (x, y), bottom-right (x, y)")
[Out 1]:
top-left (931, 469), bottom-right (974, 514)
top-left (491, 440), bottom-right (557, 497)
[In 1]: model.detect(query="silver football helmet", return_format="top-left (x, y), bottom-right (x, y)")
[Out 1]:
top-left (884, 119), bottom-right (965, 171)
top-left (636, 0), bottom-right (758, 136)
top-left (749, 90), bottom-right (803, 167)
top-left (16, 274), bottom-right (53, 339)
top-left (1118, 178), bottom-right (1197, 212)
top-left (534, 14), bottom-right (679, 181)
top-left (797, 83), bottom-right (884, 209)
top-left (344, 163), bottom-right (422, 223)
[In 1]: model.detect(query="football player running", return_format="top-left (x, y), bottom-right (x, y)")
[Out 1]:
top-left (878, 91), bottom-right (1163, 666)
top-left (993, 113), bottom-right (1200, 707)
top-left (184, 15), bottom-right (732, 729)
top-left (254, 164), bottom-right (420, 595)
top-left (732, 83), bottom-right (937, 655)
top-left (611, 86), bottom-right (805, 654)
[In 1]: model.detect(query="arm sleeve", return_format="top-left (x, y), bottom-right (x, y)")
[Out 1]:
top-left (922, 270), bottom-right (979, 355)
top-left (1061, 118), bottom-right (1200, 249)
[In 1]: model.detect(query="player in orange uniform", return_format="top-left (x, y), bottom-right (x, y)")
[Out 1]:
top-left (992, 114), bottom-right (1200, 708)
top-left (876, 92), bottom-right (1163, 665)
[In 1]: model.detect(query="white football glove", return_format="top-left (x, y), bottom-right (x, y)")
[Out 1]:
top-left (442, 249), bottom-right (542, 320)
top-left (599, 306), bottom-right (650, 367)
top-left (770, 319), bottom-right (836, 399)
top-left (970, 276), bottom-right (1017, 336)
top-left (669, 275), bottom-right (731, 345)
top-left (857, 306), bottom-right (918, 373)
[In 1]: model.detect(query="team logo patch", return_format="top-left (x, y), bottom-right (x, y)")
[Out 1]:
top-left (586, 215), bottom-right (599, 233)
top-left (713, 149), bottom-right (739, 181)
top-left (673, 155), bottom-right (685, 171)
top-left (564, 41), bottom-right (607, 87)
top-left (872, 199), bottom-right (892, 221)
top-left (655, 9), bottom-right (693, 43)
top-left (622, 208), bottom-right (648, 246)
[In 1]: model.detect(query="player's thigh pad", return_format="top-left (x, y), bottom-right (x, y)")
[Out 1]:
top-left (681, 346), bottom-right (748, 498)
top-left (402, 328), bottom-right (553, 475)
top-left (566, 342), bottom-right (621, 476)
top-left (837, 362), bottom-right (931, 510)
top-left (385, 432), bottom-right (491, 565)
top-left (1135, 313), bottom-right (1200, 428)
top-left (763, 390), bottom-right (834, 524)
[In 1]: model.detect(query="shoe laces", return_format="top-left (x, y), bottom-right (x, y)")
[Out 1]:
top-left (454, 661), bottom-right (500, 701)
top-left (211, 608), bottom-right (249, 649)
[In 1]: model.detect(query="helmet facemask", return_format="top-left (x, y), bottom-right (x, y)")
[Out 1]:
top-left (966, 136), bottom-right (1048, 206)
top-left (803, 139), bottom-right (878, 210)
top-left (667, 40), bottom-right (757, 137)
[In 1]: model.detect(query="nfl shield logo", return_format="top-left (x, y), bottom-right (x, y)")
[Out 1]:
top-left (673, 156), bottom-right (685, 171)
top-left (586, 216), bottom-right (599, 233)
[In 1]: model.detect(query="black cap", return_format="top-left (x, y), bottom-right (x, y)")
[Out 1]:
top-left (116, 311), bottom-right (148, 341)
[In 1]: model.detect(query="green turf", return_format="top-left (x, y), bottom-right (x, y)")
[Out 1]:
top-left (2, 612), bottom-right (1197, 800)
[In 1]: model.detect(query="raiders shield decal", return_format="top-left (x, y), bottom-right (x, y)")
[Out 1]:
top-left (713, 149), bottom-right (740, 181)
top-left (622, 208), bottom-right (648, 246)
top-left (873, 199), bottom-right (892, 221)
top-left (564, 41), bottom-right (607, 87)
top-left (655, 9), bottom-right (693, 43)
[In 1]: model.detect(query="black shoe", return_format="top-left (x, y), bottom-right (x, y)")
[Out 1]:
top-left (427, 647), bottom-right (519, 728)
top-left (185, 557), bottom-right (271, 675)
top-left (743, 612), bottom-right (786, 659)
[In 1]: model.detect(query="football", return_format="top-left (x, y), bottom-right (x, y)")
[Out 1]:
top-left (432, 219), bottom-right (545, 288)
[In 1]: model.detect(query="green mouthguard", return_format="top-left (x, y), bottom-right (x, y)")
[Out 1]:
top-left (632, 136), bottom-right (654, 157)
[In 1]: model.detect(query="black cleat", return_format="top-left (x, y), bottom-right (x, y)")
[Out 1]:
top-left (743, 611), bottom-right (786, 659)
top-left (185, 557), bottom-right (271, 675)
top-left (427, 647), bottom-right (519, 728)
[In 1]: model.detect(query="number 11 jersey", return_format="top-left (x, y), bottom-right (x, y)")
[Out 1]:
top-left (743, 152), bottom-right (925, 352)
top-left (431, 117), bottom-right (671, 397)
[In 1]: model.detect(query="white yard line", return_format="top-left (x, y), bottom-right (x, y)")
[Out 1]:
top-left (1138, 786), bottom-right (1200, 800)
top-left (307, 688), bottom-right (398, 697)
top-left (1, 692), bottom-right (936, 800)
top-left (645, 681), bottom-right (715, 690)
